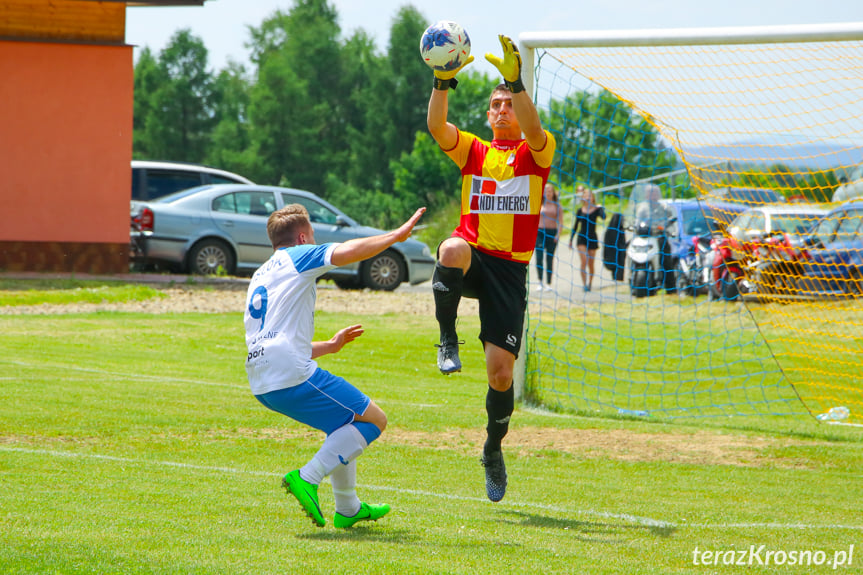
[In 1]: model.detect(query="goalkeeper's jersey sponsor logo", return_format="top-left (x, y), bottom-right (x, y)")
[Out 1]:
top-left (469, 175), bottom-right (531, 214)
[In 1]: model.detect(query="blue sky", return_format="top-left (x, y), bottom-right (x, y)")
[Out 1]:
top-left (125, 0), bottom-right (863, 77)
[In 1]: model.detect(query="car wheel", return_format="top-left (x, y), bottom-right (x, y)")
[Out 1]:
top-left (188, 239), bottom-right (235, 276)
top-left (361, 249), bottom-right (404, 291)
top-left (721, 272), bottom-right (740, 301)
top-left (631, 264), bottom-right (650, 298)
top-left (677, 264), bottom-right (698, 297)
top-left (660, 246), bottom-right (677, 294)
top-left (634, 269), bottom-right (650, 298)
top-left (761, 264), bottom-right (788, 295)
top-left (847, 267), bottom-right (862, 297)
top-left (675, 265), bottom-right (689, 293)
top-left (334, 278), bottom-right (363, 290)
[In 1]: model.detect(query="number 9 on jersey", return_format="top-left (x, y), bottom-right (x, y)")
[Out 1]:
top-left (248, 286), bottom-right (268, 331)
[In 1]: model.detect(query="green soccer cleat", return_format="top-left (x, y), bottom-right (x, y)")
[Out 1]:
top-left (282, 470), bottom-right (325, 527)
top-left (333, 502), bottom-right (391, 529)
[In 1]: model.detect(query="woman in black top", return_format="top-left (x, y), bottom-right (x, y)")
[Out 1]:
top-left (568, 186), bottom-right (606, 292)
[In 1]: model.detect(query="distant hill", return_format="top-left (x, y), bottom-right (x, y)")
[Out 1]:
top-left (683, 140), bottom-right (863, 172)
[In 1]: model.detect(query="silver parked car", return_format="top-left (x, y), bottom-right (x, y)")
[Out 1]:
top-left (725, 204), bottom-right (827, 244)
top-left (130, 184), bottom-right (435, 290)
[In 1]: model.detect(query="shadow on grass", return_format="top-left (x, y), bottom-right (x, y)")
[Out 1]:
top-left (498, 510), bottom-right (677, 540)
top-left (298, 528), bottom-right (418, 544)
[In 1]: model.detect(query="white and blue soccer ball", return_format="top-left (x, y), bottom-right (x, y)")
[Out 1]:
top-left (420, 20), bottom-right (471, 72)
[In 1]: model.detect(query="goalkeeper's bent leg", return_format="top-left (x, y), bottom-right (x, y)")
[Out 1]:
top-left (433, 262), bottom-right (463, 343)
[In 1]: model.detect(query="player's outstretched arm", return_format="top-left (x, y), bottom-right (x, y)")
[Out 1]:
top-left (427, 89), bottom-right (458, 150)
top-left (312, 324), bottom-right (364, 358)
top-left (427, 55), bottom-right (473, 150)
top-left (485, 35), bottom-right (547, 151)
top-left (331, 207), bottom-right (426, 267)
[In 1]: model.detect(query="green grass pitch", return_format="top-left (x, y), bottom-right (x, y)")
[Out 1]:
top-left (0, 305), bottom-right (861, 574)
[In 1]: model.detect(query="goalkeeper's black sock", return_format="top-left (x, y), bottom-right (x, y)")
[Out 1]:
top-left (484, 385), bottom-right (514, 454)
top-left (433, 263), bottom-right (463, 343)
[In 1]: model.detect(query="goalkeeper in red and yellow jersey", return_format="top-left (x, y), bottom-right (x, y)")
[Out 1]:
top-left (427, 34), bottom-right (556, 502)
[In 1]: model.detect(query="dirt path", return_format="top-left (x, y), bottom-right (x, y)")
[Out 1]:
top-left (0, 282), bottom-right (479, 317)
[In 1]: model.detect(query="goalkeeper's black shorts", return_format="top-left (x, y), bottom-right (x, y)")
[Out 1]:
top-left (461, 245), bottom-right (527, 358)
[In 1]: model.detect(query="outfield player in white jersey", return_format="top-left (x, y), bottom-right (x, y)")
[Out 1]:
top-left (245, 203), bottom-right (425, 528)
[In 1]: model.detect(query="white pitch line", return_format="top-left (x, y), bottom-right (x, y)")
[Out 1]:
top-left (2, 360), bottom-right (443, 408)
top-left (0, 446), bottom-right (272, 476)
top-left (378, 399), bottom-right (444, 409)
top-left (0, 359), bottom-right (244, 389)
top-left (2, 445), bottom-right (861, 531)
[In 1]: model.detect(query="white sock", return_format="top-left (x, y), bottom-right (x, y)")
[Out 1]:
top-left (299, 424), bottom-right (368, 485)
top-left (330, 459), bottom-right (361, 517)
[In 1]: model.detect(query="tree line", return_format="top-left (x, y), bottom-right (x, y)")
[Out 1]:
top-left (133, 0), bottom-right (680, 228)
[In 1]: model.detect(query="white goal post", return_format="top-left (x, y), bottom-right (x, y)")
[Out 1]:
top-left (520, 22), bottom-right (863, 97)
top-left (512, 22), bottom-right (863, 424)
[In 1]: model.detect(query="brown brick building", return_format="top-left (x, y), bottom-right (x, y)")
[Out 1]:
top-left (0, 0), bottom-right (203, 273)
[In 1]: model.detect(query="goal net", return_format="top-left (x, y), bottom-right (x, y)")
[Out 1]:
top-left (519, 23), bottom-right (863, 424)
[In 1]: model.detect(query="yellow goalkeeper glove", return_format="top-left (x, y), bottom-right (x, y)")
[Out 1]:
top-left (433, 55), bottom-right (474, 91)
top-left (485, 35), bottom-right (525, 93)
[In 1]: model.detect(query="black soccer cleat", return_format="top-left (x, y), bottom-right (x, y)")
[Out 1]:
top-left (435, 339), bottom-right (463, 375)
top-left (480, 450), bottom-right (508, 502)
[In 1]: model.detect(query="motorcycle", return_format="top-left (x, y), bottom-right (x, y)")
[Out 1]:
top-left (709, 234), bottom-right (755, 300)
top-left (627, 215), bottom-right (677, 298)
top-left (676, 233), bottom-right (715, 297)
top-left (747, 231), bottom-right (810, 296)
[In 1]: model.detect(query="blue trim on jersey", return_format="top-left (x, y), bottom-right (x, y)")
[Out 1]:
top-left (281, 243), bottom-right (336, 274)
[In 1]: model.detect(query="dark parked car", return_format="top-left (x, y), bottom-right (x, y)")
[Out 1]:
top-left (131, 160), bottom-right (254, 202)
top-left (662, 199), bottom-right (747, 296)
top-left (796, 200), bottom-right (863, 296)
top-left (663, 199), bottom-right (748, 263)
top-left (130, 184), bottom-right (435, 290)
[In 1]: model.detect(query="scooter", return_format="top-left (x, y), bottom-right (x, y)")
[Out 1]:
top-left (627, 216), bottom-right (676, 298)
top-left (676, 233), bottom-right (715, 297)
